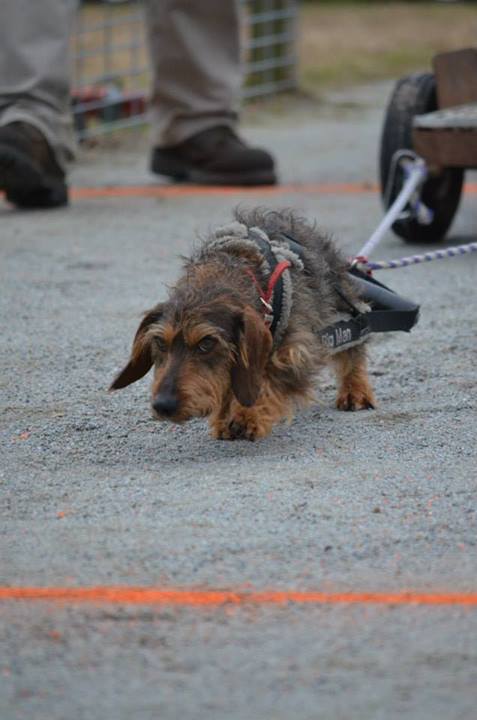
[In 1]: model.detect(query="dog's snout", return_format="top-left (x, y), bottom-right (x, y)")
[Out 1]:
top-left (153, 392), bottom-right (178, 418)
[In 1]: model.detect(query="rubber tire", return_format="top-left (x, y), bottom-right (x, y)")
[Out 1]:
top-left (379, 72), bottom-right (464, 243)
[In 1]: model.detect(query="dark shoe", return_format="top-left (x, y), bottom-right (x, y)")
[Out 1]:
top-left (0, 122), bottom-right (68, 208)
top-left (150, 125), bottom-right (276, 186)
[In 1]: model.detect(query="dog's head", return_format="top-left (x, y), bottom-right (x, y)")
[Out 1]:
top-left (110, 299), bottom-right (272, 423)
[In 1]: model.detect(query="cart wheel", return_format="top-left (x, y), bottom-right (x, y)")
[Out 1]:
top-left (379, 72), bottom-right (464, 243)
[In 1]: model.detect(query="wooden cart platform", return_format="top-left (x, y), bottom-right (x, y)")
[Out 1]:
top-left (412, 48), bottom-right (477, 168)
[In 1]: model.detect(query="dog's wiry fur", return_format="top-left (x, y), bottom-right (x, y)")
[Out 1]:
top-left (110, 209), bottom-right (375, 440)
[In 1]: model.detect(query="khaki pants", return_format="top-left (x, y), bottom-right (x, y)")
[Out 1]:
top-left (0, 0), bottom-right (241, 168)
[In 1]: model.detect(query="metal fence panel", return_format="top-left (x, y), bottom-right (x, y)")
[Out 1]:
top-left (72, 0), bottom-right (297, 138)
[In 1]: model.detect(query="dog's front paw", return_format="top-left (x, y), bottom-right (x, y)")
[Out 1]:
top-left (211, 408), bottom-right (271, 441)
top-left (227, 418), bottom-right (258, 441)
top-left (336, 385), bottom-right (376, 412)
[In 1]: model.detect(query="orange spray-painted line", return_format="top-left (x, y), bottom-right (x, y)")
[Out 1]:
top-left (1, 587), bottom-right (477, 607)
top-left (68, 180), bottom-right (476, 200)
top-left (69, 181), bottom-right (379, 200)
top-left (2, 182), bottom-right (476, 203)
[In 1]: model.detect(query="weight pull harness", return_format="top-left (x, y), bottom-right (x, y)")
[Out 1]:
top-left (322, 265), bottom-right (419, 352)
top-left (210, 221), bottom-right (419, 353)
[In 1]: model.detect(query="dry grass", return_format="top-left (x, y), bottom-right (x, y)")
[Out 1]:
top-left (72, 2), bottom-right (477, 98)
top-left (300, 2), bottom-right (477, 94)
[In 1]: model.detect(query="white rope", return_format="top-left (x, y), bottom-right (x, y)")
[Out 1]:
top-left (362, 242), bottom-right (477, 270)
top-left (354, 155), bottom-right (428, 262)
top-left (353, 153), bottom-right (476, 272)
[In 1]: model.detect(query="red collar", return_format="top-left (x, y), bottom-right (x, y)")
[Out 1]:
top-left (245, 260), bottom-right (291, 327)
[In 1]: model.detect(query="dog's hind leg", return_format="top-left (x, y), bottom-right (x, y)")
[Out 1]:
top-left (333, 345), bottom-right (376, 411)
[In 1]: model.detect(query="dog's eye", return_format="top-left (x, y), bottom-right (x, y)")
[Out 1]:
top-left (197, 336), bottom-right (217, 354)
top-left (155, 336), bottom-right (168, 353)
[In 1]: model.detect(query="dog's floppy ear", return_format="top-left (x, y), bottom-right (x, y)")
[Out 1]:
top-left (231, 306), bottom-right (273, 407)
top-left (109, 304), bottom-right (164, 391)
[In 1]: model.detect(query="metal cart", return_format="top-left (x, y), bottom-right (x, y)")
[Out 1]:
top-left (379, 48), bottom-right (477, 243)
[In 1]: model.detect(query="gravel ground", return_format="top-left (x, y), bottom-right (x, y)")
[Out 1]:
top-left (1, 82), bottom-right (476, 720)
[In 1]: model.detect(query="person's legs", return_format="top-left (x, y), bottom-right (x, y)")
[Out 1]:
top-left (144, 0), bottom-right (276, 185)
top-left (0, 0), bottom-right (75, 207)
top-left (0, 0), bottom-right (276, 206)
top-left (144, 0), bottom-right (241, 147)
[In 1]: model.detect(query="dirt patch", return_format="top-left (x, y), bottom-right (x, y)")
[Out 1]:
top-left (300, 2), bottom-right (477, 94)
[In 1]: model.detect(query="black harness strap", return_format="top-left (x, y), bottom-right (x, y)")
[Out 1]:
top-left (319, 266), bottom-right (420, 352)
top-left (248, 229), bottom-right (287, 337)
top-left (248, 229), bottom-right (420, 352)
top-left (319, 315), bottom-right (372, 352)
top-left (348, 266), bottom-right (420, 333)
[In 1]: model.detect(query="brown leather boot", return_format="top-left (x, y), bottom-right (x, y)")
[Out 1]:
top-left (0, 122), bottom-right (68, 208)
top-left (150, 125), bottom-right (276, 186)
